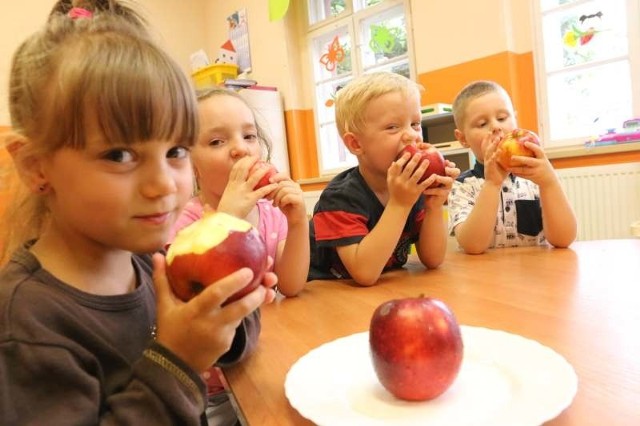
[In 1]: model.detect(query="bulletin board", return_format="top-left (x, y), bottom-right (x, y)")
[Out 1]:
top-left (227, 9), bottom-right (252, 74)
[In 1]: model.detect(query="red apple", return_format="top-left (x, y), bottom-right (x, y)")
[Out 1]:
top-left (396, 143), bottom-right (446, 187)
top-left (252, 161), bottom-right (278, 190)
top-left (497, 129), bottom-right (540, 169)
top-left (165, 211), bottom-right (268, 304)
top-left (369, 296), bottom-right (464, 401)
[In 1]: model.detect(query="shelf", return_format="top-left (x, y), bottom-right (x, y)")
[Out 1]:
top-left (421, 112), bottom-right (454, 126)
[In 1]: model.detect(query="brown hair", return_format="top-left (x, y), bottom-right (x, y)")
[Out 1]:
top-left (452, 80), bottom-right (510, 128)
top-left (0, 1), bottom-right (198, 264)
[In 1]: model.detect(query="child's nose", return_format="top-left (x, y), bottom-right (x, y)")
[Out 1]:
top-left (230, 140), bottom-right (249, 159)
top-left (402, 129), bottom-right (421, 145)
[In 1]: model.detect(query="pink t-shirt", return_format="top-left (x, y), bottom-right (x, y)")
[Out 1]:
top-left (168, 197), bottom-right (288, 271)
top-left (167, 197), bottom-right (288, 396)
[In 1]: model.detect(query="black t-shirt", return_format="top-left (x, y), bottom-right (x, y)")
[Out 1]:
top-left (308, 167), bottom-right (424, 280)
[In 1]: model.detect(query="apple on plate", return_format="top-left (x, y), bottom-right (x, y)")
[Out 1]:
top-left (252, 161), bottom-right (278, 190)
top-left (496, 129), bottom-right (540, 169)
top-left (369, 296), bottom-right (464, 401)
top-left (165, 211), bottom-right (268, 304)
top-left (396, 143), bottom-right (446, 187)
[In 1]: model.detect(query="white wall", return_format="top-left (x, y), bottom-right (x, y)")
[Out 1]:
top-left (0, 0), bottom-right (207, 126)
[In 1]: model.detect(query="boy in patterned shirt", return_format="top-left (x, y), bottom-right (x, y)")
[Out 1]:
top-left (448, 80), bottom-right (576, 253)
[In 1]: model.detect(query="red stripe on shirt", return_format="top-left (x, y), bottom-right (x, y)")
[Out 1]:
top-left (314, 210), bottom-right (368, 241)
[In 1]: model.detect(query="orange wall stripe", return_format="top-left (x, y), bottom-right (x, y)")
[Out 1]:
top-left (284, 109), bottom-right (318, 181)
top-left (417, 51), bottom-right (538, 133)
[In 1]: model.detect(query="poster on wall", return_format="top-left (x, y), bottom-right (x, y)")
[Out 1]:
top-left (227, 9), bottom-right (251, 73)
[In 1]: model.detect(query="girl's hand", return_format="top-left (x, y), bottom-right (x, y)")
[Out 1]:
top-left (152, 253), bottom-right (276, 373)
top-left (267, 175), bottom-right (307, 225)
top-left (218, 156), bottom-right (277, 218)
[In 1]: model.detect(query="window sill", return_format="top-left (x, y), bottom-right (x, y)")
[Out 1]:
top-left (546, 140), bottom-right (640, 160)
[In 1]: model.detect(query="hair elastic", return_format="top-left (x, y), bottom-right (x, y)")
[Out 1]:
top-left (68, 7), bottom-right (93, 20)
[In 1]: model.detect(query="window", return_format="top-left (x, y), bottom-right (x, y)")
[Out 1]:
top-left (532, 0), bottom-right (640, 148)
top-left (307, 0), bottom-right (415, 175)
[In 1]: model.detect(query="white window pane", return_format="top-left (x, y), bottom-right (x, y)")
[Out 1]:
top-left (315, 78), bottom-right (351, 125)
top-left (546, 60), bottom-right (632, 141)
top-left (318, 122), bottom-right (357, 172)
top-left (359, 4), bottom-right (407, 70)
top-left (354, 0), bottom-right (385, 12)
top-left (542, 1), bottom-right (628, 71)
top-left (541, 0), bottom-right (581, 12)
top-left (308, 0), bottom-right (348, 25)
top-left (365, 59), bottom-right (410, 79)
top-left (312, 29), bottom-right (352, 81)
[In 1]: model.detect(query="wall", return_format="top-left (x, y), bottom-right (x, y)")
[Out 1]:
top-left (0, 0), bottom-right (207, 126)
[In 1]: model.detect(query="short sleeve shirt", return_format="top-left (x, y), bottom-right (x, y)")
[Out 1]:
top-left (168, 197), bottom-right (287, 270)
top-left (308, 167), bottom-right (425, 280)
top-left (447, 162), bottom-right (546, 248)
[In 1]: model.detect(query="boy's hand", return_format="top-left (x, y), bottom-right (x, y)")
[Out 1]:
top-left (422, 160), bottom-right (459, 209)
top-left (218, 156), bottom-right (278, 218)
top-left (483, 131), bottom-right (509, 185)
top-left (152, 253), bottom-right (276, 373)
top-left (388, 151), bottom-right (432, 207)
top-left (506, 142), bottom-right (557, 188)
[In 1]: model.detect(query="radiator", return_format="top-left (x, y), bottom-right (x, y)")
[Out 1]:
top-left (556, 163), bottom-right (640, 241)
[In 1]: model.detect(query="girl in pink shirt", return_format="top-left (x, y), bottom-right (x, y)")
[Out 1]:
top-left (169, 88), bottom-right (309, 425)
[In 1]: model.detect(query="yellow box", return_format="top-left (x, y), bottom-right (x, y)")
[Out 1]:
top-left (191, 63), bottom-right (239, 89)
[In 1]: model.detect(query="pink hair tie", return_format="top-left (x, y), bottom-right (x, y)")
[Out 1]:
top-left (68, 7), bottom-right (93, 20)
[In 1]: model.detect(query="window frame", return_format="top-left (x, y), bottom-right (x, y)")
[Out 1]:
top-left (306, 0), bottom-right (416, 176)
top-left (531, 0), bottom-right (640, 148)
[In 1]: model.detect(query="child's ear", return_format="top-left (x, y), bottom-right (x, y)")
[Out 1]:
top-left (4, 133), bottom-right (49, 193)
top-left (342, 132), bottom-right (363, 155)
top-left (454, 129), bottom-right (469, 148)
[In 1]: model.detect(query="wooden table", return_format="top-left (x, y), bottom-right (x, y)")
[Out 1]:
top-left (223, 240), bottom-right (640, 425)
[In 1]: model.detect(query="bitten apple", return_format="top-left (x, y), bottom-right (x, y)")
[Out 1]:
top-left (496, 129), bottom-right (540, 169)
top-left (165, 211), bottom-right (268, 304)
top-left (369, 296), bottom-right (464, 401)
top-left (396, 143), bottom-right (446, 187)
top-left (252, 161), bottom-right (278, 190)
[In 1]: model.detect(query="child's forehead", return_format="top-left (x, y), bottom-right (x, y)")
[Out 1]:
top-left (467, 91), bottom-right (512, 112)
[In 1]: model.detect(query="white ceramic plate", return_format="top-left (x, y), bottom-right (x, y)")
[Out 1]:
top-left (285, 326), bottom-right (577, 426)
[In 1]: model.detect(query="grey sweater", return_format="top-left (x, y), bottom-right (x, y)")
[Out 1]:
top-left (0, 244), bottom-right (259, 425)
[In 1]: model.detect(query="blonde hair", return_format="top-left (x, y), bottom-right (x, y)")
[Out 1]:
top-left (335, 72), bottom-right (423, 138)
top-left (0, 1), bottom-right (198, 264)
top-left (452, 80), bottom-right (511, 128)
top-left (195, 87), bottom-right (273, 161)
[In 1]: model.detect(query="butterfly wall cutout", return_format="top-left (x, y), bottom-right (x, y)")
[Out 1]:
top-left (319, 35), bottom-right (345, 72)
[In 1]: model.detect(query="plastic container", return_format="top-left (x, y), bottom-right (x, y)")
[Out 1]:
top-left (192, 63), bottom-right (239, 89)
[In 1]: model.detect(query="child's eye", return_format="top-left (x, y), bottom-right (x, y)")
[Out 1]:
top-left (168, 145), bottom-right (190, 159)
top-left (412, 122), bottom-right (422, 130)
top-left (245, 134), bottom-right (258, 141)
top-left (208, 138), bottom-right (225, 147)
top-left (103, 149), bottom-right (134, 163)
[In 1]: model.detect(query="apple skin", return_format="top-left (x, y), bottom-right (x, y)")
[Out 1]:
top-left (165, 211), bottom-right (268, 304)
top-left (497, 129), bottom-right (540, 169)
top-left (253, 161), bottom-right (278, 190)
top-left (369, 296), bottom-right (464, 401)
top-left (396, 143), bottom-right (446, 187)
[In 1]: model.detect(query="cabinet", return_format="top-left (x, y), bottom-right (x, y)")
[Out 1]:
top-left (421, 112), bottom-right (475, 171)
top-left (238, 88), bottom-right (290, 176)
